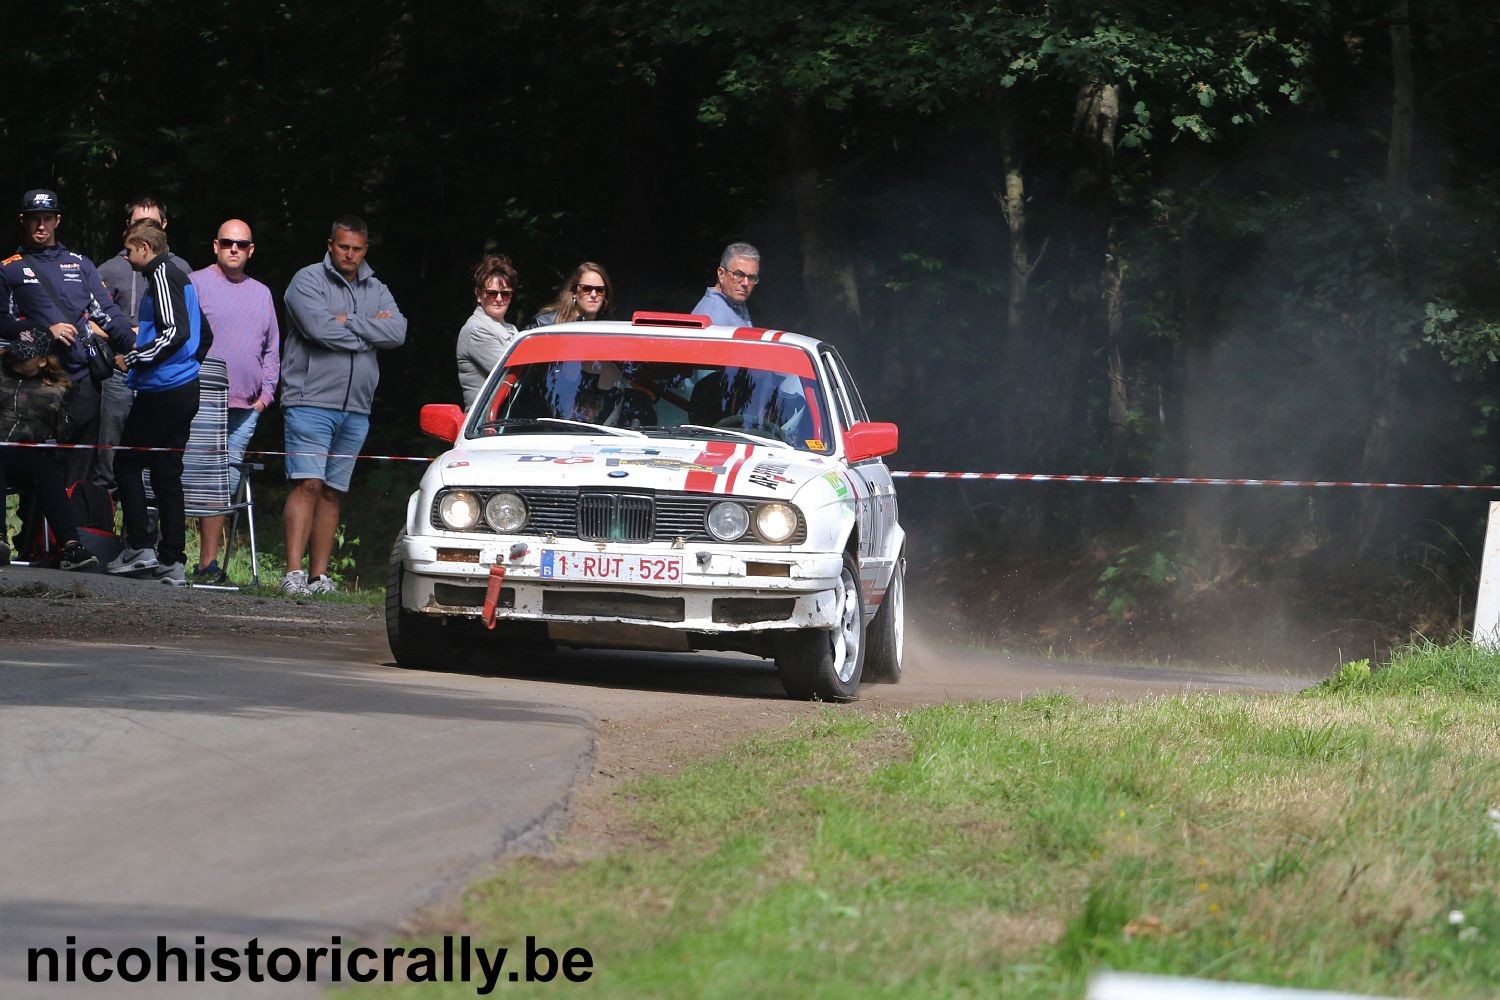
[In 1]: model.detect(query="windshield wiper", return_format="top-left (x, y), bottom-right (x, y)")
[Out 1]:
top-left (474, 417), bottom-right (642, 438)
top-left (535, 417), bottom-right (646, 438)
top-left (475, 418), bottom-right (555, 433)
top-left (672, 423), bottom-right (783, 446)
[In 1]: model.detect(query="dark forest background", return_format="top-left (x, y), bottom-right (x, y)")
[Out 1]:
top-left (8, 0), bottom-right (1500, 662)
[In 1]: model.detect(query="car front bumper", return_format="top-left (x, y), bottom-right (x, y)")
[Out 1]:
top-left (398, 534), bottom-right (845, 635)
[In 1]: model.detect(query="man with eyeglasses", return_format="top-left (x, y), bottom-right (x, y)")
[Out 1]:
top-left (278, 215), bottom-right (406, 596)
top-left (187, 219), bottom-right (280, 583)
top-left (96, 195), bottom-right (195, 492)
top-left (692, 241), bottom-right (761, 328)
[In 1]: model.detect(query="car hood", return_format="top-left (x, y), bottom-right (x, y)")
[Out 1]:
top-left (434, 436), bottom-right (837, 500)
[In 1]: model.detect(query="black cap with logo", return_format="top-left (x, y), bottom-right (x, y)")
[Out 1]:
top-left (20, 189), bottom-right (61, 214)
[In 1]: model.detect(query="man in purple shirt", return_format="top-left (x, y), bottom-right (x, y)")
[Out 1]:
top-left (188, 219), bottom-right (280, 583)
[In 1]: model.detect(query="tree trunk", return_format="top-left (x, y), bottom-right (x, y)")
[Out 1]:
top-left (785, 100), bottom-right (861, 338)
top-left (1033, 79), bottom-right (1118, 474)
top-left (999, 117), bottom-right (1042, 369)
top-left (1104, 225), bottom-right (1129, 473)
top-left (1385, 0), bottom-right (1415, 193)
top-left (1354, 0), bottom-right (1414, 552)
top-left (1169, 139), bottom-right (1227, 556)
top-left (1004, 79), bottom-right (1117, 548)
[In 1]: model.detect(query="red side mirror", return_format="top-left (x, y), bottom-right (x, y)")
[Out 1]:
top-left (843, 421), bottom-right (898, 463)
top-left (420, 404), bottom-right (464, 443)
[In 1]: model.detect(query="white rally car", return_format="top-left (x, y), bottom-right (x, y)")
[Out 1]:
top-left (388, 312), bottom-right (904, 700)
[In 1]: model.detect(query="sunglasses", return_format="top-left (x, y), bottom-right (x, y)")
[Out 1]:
top-left (722, 267), bottom-right (760, 284)
top-left (575, 284), bottom-right (606, 296)
top-left (482, 288), bottom-right (513, 300)
top-left (216, 238), bottom-right (252, 250)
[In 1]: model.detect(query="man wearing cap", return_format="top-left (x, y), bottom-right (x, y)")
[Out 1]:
top-left (0, 188), bottom-right (133, 485)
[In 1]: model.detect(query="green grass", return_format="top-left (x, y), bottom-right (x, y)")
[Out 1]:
top-left (339, 642), bottom-right (1500, 998)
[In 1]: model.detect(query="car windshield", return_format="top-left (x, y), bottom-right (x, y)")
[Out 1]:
top-left (470, 336), bottom-right (832, 452)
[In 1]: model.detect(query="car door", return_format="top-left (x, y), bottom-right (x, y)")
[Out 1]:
top-left (821, 347), bottom-right (897, 611)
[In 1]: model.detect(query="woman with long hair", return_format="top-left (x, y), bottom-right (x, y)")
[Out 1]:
top-left (456, 254), bottom-right (521, 408)
top-left (525, 261), bottom-right (613, 330)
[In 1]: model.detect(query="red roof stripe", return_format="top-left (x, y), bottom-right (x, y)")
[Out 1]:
top-left (506, 334), bottom-right (815, 377)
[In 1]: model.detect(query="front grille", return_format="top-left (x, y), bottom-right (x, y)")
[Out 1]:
top-left (578, 493), bottom-right (654, 542)
top-left (521, 487), bottom-right (578, 534)
top-left (433, 488), bottom-right (806, 544)
top-left (655, 495), bottom-right (713, 539)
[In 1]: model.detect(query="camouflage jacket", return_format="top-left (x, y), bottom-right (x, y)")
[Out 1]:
top-left (0, 369), bottom-right (69, 442)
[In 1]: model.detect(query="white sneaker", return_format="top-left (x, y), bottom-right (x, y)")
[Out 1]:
top-left (153, 562), bottom-right (188, 586)
top-left (108, 546), bottom-right (159, 575)
top-left (306, 574), bottom-right (337, 595)
top-left (280, 569), bottom-right (310, 595)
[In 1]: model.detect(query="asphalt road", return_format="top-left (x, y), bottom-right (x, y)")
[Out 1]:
top-left (0, 631), bottom-right (594, 999)
top-left (0, 567), bottom-right (1316, 998)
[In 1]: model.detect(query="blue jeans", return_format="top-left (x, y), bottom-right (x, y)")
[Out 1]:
top-left (283, 406), bottom-right (369, 493)
top-left (226, 407), bottom-right (260, 497)
top-left (94, 371), bottom-right (133, 489)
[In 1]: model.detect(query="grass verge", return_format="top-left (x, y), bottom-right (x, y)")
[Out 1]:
top-left (343, 645), bottom-right (1498, 996)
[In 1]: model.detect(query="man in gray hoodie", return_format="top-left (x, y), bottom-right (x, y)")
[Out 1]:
top-left (279, 215), bottom-right (406, 595)
top-left (95, 196), bottom-right (193, 491)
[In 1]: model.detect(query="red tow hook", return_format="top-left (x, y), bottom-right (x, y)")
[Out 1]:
top-left (481, 562), bottom-right (507, 630)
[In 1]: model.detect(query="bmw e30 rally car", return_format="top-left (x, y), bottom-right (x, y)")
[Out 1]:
top-left (387, 312), bottom-right (904, 701)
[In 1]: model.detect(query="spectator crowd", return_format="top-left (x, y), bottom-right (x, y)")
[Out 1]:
top-left (0, 185), bottom-right (763, 593)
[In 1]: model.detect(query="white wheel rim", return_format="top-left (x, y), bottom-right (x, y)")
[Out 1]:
top-left (833, 566), bottom-right (861, 684)
top-left (890, 563), bottom-right (904, 668)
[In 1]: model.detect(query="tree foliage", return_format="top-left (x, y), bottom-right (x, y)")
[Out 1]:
top-left (7, 0), bottom-right (1500, 581)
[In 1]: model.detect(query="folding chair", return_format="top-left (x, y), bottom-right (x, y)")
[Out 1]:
top-left (169, 358), bottom-right (263, 586)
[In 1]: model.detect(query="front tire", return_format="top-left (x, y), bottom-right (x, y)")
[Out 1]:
top-left (385, 535), bottom-right (461, 670)
top-left (863, 553), bottom-right (904, 684)
top-left (775, 552), bottom-right (865, 701)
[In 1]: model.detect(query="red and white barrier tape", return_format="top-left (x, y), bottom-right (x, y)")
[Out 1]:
top-left (892, 471), bottom-right (1500, 490)
top-left (0, 441), bottom-right (430, 463)
top-left (2, 441), bottom-right (1496, 490)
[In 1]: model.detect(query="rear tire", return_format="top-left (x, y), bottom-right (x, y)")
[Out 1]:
top-left (863, 553), bottom-right (904, 684)
top-left (775, 552), bottom-right (865, 701)
top-left (385, 535), bottom-right (463, 670)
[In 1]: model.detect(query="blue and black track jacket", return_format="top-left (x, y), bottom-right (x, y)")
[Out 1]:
top-left (126, 253), bottom-right (213, 393)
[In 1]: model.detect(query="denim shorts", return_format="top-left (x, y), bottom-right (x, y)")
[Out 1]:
top-left (226, 407), bottom-right (260, 496)
top-left (283, 406), bottom-right (369, 493)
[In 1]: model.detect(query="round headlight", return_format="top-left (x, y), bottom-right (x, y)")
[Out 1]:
top-left (484, 492), bottom-right (528, 532)
top-left (438, 490), bottom-right (481, 530)
top-left (706, 501), bottom-right (749, 541)
top-left (754, 503), bottom-right (798, 543)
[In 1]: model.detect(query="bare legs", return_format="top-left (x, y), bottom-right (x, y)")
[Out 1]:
top-left (283, 478), bottom-right (342, 578)
top-left (197, 514), bottom-right (225, 570)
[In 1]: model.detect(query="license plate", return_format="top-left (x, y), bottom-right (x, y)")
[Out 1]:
top-left (539, 550), bottom-right (682, 583)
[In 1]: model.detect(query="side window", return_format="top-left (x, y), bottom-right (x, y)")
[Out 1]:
top-left (820, 348), bottom-right (867, 428)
